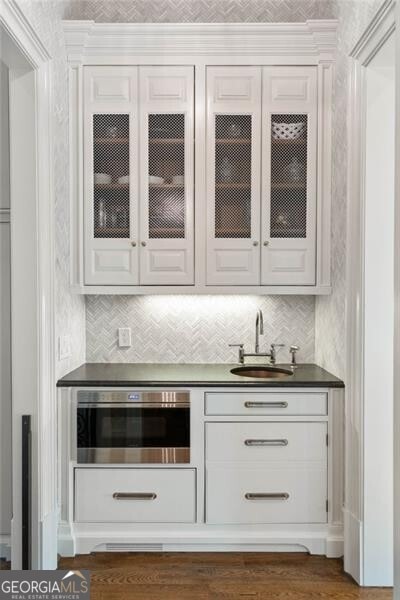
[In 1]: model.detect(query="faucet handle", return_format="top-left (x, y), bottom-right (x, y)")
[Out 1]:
top-left (289, 345), bottom-right (300, 366)
top-left (229, 343), bottom-right (245, 364)
top-left (270, 343), bottom-right (285, 364)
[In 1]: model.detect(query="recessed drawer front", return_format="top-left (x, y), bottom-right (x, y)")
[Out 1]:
top-left (206, 465), bottom-right (327, 524)
top-left (75, 468), bottom-right (196, 523)
top-left (206, 422), bottom-right (327, 463)
top-left (205, 392), bottom-right (327, 416)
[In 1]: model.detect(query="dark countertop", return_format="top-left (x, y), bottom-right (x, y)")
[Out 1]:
top-left (57, 363), bottom-right (344, 389)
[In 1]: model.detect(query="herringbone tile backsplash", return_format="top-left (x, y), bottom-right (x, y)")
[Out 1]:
top-left (65, 0), bottom-right (335, 23)
top-left (86, 295), bottom-right (315, 363)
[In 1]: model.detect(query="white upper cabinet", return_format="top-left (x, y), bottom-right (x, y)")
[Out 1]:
top-left (139, 67), bottom-right (194, 285)
top-left (84, 67), bottom-right (139, 285)
top-left (206, 67), bottom-right (261, 286)
top-left (261, 67), bottom-right (318, 285)
top-left (69, 21), bottom-right (336, 293)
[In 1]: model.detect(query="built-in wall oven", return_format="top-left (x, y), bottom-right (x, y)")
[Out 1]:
top-left (76, 390), bottom-right (190, 464)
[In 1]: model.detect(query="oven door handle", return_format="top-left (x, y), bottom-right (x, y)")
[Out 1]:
top-left (112, 492), bottom-right (157, 500)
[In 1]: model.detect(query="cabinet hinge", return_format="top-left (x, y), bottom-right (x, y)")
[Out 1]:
top-left (326, 433), bottom-right (329, 446)
top-left (326, 499), bottom-right (329, 513)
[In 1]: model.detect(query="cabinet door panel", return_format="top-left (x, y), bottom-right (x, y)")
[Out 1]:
top-left (84, 67), bottom-right (139, 285)
top-left (206, 67), bottom-right (261, 285)
top-left (262, 67), bottom-right (317, 285)
top-left (139, 67), bottom-right (194, 285)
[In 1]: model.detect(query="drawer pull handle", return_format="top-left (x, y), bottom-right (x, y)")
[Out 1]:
top-left (244, 401), bottom-right (288, 409)
top-left (112, 492), bottom-right (157, 500)
top-left (245, 493), bottom-right (289, 501)
top-left (244, 439), bottom-right (288, 447)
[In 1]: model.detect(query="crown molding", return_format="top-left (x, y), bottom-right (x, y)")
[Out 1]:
top-left (62, 19), bottom-right (338, 64)
top-left (351, 0), bottom-right (395, 64)
top-left (0, 0), bottom-right (51, 66)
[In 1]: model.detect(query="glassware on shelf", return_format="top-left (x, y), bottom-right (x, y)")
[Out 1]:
top-left (285, 157), bottom-right (305, 183)
top-left (105, 125), bottom-right (118, 138)
top-left (226, 122), bottom-right (242, 138)
top-left (219, 157), bottom-right (235, 183)
top-left (98, 198), bottom-right (107, 229)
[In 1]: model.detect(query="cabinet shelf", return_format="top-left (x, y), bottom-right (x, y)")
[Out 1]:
top-left (149, 183), bottom-right (184, 190)
top-left (149, 138), bottom-right (184, 145)
top-left (95, 183), bottom-right (129, 190)
top-left (94, 137), bottom-right (129, 144)
top-left (94, 227), bottom-right (129, 237)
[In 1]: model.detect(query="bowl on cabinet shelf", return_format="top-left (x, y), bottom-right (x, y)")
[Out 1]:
top-left (272, 121), bottom-right (305, 140)
top-left (94, 173), bottom-right (112, 185)
top-left (149, 175), bottom-right (165, 185)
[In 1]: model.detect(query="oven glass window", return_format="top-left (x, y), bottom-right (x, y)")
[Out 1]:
top-left (77, 406), bottom-right (189, 448)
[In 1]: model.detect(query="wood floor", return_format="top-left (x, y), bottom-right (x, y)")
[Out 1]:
top-left (59, 552), bottom-right (393, 599)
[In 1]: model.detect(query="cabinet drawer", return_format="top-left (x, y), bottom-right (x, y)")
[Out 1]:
top-left (75, 468), bottom-right (196, 523)
top-left (206, 422), bottom-right (327, 463)
top-left (205, 392), bottom-right (327, 416)
top-left (206, 465), bottom-right (327, 524)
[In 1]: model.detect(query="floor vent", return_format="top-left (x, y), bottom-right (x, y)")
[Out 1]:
top-left (105, 543), bottom-right (163, 552)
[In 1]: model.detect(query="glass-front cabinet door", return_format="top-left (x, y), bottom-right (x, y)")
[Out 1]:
top-left (261, 67), bottom-right (318, 285)
top-left (139, 67), bottom-right (194, 285)
top-left (206, 67), bottom-right (261, 285)
top-left (84, 66), bottom-right (139, 285)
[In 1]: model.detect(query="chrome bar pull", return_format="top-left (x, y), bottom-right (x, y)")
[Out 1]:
top-left (113, 492), bottom-right (157, 500)
top-left (244, 439), bottom-right (288, 447)
top-left (244, 401), bottom-right (288, 409)
top-left (245, 493), bottom-right (289, 501)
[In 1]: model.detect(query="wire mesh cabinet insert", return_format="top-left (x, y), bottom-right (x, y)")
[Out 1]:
top-left (84, 67), bottom-right (139, 285)
top-left (139, 67), bottom-right (194, 285)
top-left (261, 67), bottom-right (318, 285)
top-left (206, 67), bottom-right (262, 285)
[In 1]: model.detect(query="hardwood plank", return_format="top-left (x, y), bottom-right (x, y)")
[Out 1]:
top-left (58, 552), bottom-right (393, 600)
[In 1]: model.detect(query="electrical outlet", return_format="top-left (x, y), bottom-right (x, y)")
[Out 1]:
top-left (118, 327), bottom-right (132, 348)
top-left (59, 335), bottom-right (71, 360)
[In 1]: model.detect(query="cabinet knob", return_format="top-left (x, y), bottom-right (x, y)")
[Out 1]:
top-left (131, 241), bottom-right (136, 247)
top-left (253, 240), bottom-right (259, 247)
top-left (141, 241), bottom-right (147, 247)
top-left (263, 241), bottom-right (269, 247)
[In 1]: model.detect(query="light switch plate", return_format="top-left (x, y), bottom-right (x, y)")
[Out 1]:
top-left (118, 327), bottom-right (132, 348)
top-left (59, 335), bottom-right (71, 360)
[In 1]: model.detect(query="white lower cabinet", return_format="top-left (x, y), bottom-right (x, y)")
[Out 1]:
top-left (75, 468), bottom-right (196, 523)
top-left (61, 387), bottom-right (343, 557)
top-left (206, 465), bottom-right (327, 524)
top-left (205, 421), bottom-right (328, 525)
top-left (206, 422), bottom-right (327, 462)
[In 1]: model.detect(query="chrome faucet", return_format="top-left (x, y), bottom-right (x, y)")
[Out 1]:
top-left (255, 309), bottom-right (264, 353)
top-left (229, 309), bottom-right (281, 364)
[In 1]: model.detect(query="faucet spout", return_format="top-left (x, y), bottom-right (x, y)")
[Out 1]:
top-left (255, 309), bottom-right (264, 353)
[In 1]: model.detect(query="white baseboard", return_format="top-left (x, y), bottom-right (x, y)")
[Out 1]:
top-left (40, 510), bottom-right (58, 569)
top-left (343, 508), bottom-right (362, 584)
top-left (60, 526), bottom-right (343, 558)
top-left (0, 535), bottom-right (11, 561)
top-left (58, 520), bottom-right (76, 557)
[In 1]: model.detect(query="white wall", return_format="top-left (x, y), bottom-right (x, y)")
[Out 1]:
top-left (363, 31), bottom-right (395, 586)
top-left (0, 59), bottom-right (12, 553)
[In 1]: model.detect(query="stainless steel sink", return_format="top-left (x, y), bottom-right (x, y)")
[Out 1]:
top-left (230, 365), bottom-right (293, 379)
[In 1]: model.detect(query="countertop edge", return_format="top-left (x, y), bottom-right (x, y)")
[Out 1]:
top-left (57, 380), bottom-right (344, 389)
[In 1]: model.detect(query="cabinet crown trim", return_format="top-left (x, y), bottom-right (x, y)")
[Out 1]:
top-left (62, 20), bottom-right (338, 63)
